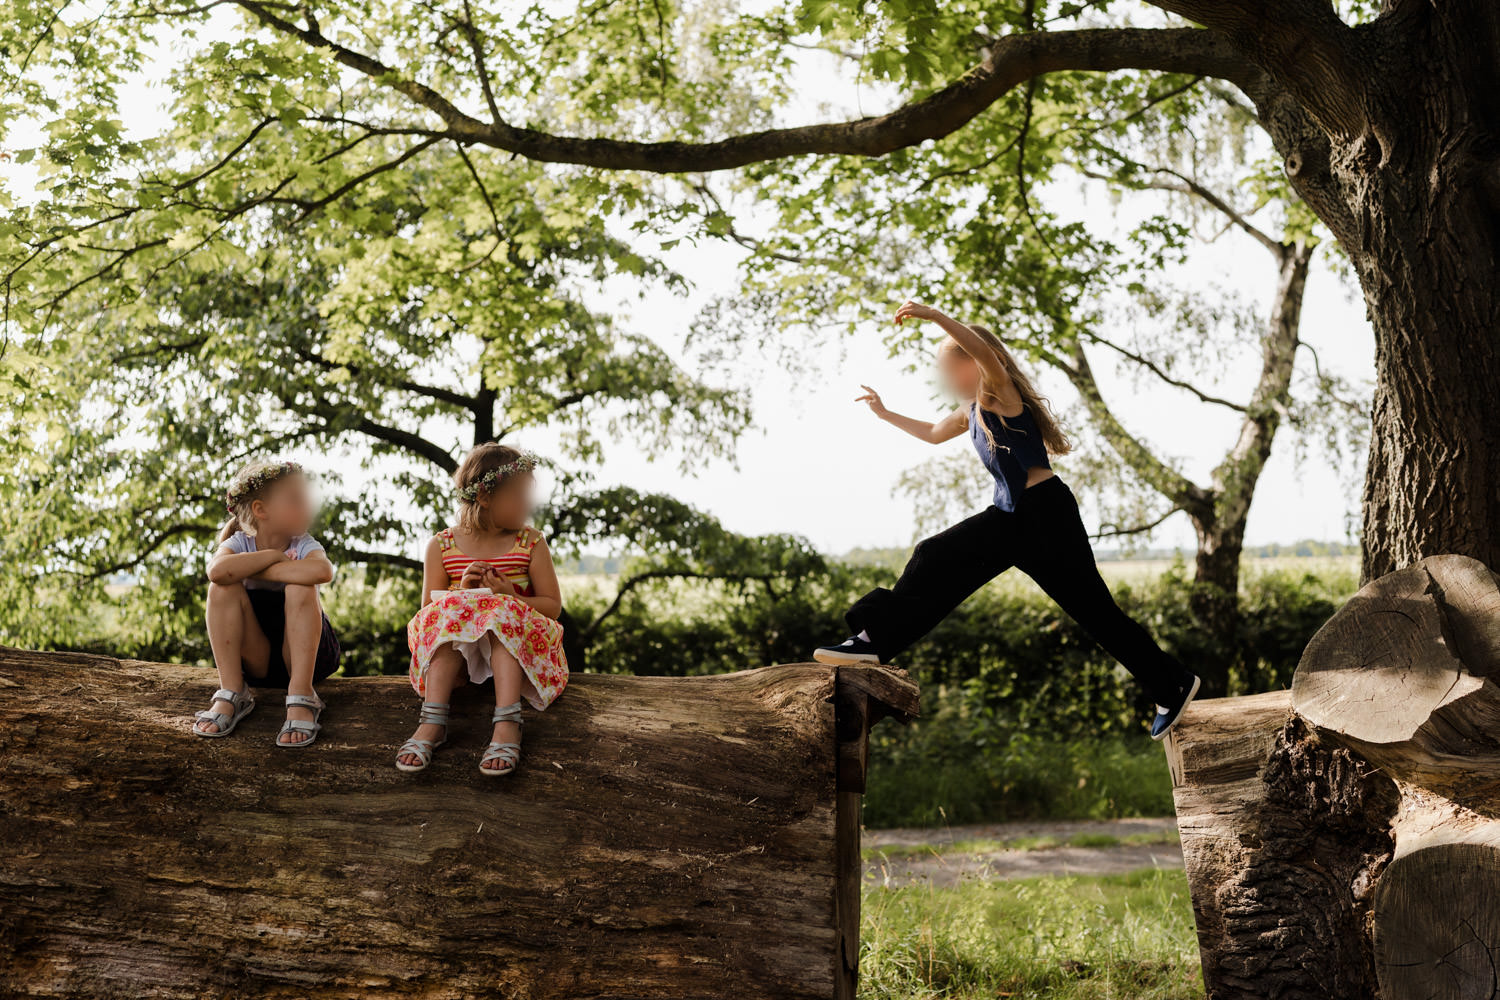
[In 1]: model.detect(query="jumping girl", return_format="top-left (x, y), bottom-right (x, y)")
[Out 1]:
top-left (397, 443), bottom-right (568, 776)
top-left (196, 460), bottom-right (341, 746)
top-left (813, 300), bottom-right (1201, 740)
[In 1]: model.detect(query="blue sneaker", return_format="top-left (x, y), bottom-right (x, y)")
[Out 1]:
top-left (813, 636), bottom-right (882, 665)
top-left (1150, 674), bottom-right (1202, 741)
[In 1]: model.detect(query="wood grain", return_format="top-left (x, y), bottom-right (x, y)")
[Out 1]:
top-left (0, 647), bottom-right (917, 1000)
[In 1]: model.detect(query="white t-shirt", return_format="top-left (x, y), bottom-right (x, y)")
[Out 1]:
top-left (214, 531), bottom-right (326, 591)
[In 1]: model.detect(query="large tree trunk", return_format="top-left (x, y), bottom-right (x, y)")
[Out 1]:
top-left (0, 648), bottom-right (917, 1000)
top-left (1167, 554), bottom-right (1500, 999)
top-left (1258, 3), bottom-right (1500, 579)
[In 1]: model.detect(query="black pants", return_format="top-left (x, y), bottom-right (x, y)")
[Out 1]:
top-left (846, 476), bottom-right (1190, 706)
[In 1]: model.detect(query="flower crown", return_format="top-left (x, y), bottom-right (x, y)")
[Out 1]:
top-left (455, 451), bottom-right (541, 502)
top-left (225, 461), bottom-right (301, 512)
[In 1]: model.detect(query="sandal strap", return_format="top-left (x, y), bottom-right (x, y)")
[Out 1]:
top-left (418, 701), bottom-right (450, 726)
top-left (491, 701), bottom-right (524, 726)
top-left (398, 737), bottom-right (438, 762)
top-left (280, 718), bottom-right (321, 734)
top-left (284, 694), bottom-right (322, 711)
top-left (481, 741), bottom-right (521, 765)
top-left (211, 688), bottom-right (242, 705)
top-left (195, 709), bottom-right (231, 724)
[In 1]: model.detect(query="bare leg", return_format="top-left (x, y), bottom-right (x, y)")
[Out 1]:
top-left (198, 582), bottom-right (271, 734)
top-left (397, 645), bottom-right (463, 768)
top-left (482, 638), bottom-right (524, 774)
top-left (278, 584), bottom-right (323, 746)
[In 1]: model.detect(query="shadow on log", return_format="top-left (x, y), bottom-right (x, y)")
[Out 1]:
top-left (1168, 555), bottom-right (1500, 1000)
top-left (0, 647), bottom-right (918, 1000)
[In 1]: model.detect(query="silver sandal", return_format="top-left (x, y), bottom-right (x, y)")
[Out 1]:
top-left (275, 693), bottom-right (324, 749)
top-left (194, 687), bottom-right (255, 738)
top-left (395, 702), bottom-right (449, 772)
top-left (480, 701), bottom-right (523, 777)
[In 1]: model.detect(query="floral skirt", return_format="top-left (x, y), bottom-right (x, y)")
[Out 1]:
top-left (407, 589), bottom-right (568, 710)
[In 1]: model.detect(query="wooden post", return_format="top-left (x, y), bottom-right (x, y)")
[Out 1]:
top-left (1167, 555), bottom-right (1500, 1000)
top-left (0, 647), bottom-right (917, 999)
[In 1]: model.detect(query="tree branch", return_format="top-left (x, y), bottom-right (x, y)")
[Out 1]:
top-left (342, 548), bottom-right (423, 571)
top-left (229, 7), bottom-right (1260, 172)
top-left (1090, 505), bottom-right (1181, 540)
top-left (353, 418), bottom-right (459, 473)
top-left (1047, 340), bottom-right (1211, 516)
top-left (1083, 330), bottom-right (1249, 411)
top-left (293, 347), bottom-right (477, 410)
top-left (1146, 0), bottom-right (1366, 136)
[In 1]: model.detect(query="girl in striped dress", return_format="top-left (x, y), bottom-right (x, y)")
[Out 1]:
top-left (397, 443), bottom-right (568, 776)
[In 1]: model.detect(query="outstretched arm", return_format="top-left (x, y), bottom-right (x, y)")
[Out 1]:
top-left (858, 385), bottom-right (968, 444)
top-left (894, 300), bottom-right (1016, 393)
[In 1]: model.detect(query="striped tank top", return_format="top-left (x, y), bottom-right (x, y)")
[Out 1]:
top-left (439, 527), bottom-right (539, 596)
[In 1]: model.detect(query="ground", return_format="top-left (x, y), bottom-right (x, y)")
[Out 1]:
top-left (865, 818), bottom-right (1183, 888)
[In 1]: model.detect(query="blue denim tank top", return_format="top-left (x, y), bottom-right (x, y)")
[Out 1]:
top-left (968, 403), bottom-right (1052, 512)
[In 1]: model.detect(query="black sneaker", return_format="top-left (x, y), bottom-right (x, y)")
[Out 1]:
top-left (813, 636), bottom-right (882, 665)
top-left (1150, 674), bottom-right (1202, 741)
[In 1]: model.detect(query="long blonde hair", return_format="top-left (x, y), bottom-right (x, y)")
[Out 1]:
top-left (943, 326), bottom-right (1072, 456)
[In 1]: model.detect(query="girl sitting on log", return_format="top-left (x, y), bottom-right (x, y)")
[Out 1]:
top-left (397, 442), bottom-right (568, 776)
top-left (813, 300), bottom-right (1202, 740)
top-left (196, 460), bottom-right (341, 747)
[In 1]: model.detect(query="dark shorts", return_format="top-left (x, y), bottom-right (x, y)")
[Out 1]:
top-left (246, 588), bottom-right (341, 687)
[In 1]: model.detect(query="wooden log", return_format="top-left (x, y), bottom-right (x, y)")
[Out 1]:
top-left (0, 646), bottom-right (917, 1000)
top-left (1291, 554), bottom-right (1500, 809)
top-left (1169, 555), bottom-right (1500, 1000)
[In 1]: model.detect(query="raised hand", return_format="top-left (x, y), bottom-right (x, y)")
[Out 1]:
top-left (893, 299), bottom-right (940, 326)
top-left (855, 384), bottom-right (889, 418)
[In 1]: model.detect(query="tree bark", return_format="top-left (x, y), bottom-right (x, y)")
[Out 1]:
top-left (1167, 554), bottom-right (1500, 1000)
top-left (0, 647), bottom-right (918, 1000)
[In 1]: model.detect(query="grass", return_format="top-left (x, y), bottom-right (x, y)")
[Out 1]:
top-left (863, 830), bottom-right (1180, 862)
top-left (859, 869), bottom-right (1203, 999)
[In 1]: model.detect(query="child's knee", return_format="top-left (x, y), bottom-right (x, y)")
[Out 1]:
top-left (206, 581), bottom-right (244, 605)
top-left (284, 583), bottom-right (318, 611)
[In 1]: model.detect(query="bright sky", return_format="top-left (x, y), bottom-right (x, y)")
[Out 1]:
top-left (2, 10), bottom-right (1375, 558)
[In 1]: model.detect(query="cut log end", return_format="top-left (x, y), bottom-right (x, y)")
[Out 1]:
top-left (1375, 843), bottom-right (1500, 1000)
top-left (1291, 554), bottom-right (1500, 809)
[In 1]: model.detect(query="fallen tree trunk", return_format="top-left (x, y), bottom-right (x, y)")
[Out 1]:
top-left (0, 647), bottom-right (918, 1000)
top-left (1168, 554), bottom-right (1500, 1000)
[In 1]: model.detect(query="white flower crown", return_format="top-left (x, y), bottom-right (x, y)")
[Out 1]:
top-left (455, 451), bottom-right (541, 502)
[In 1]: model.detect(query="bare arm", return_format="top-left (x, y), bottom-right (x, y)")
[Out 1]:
top-left (517, 537), bottom-right (563, 620)
top-left (207, 547), bottom-right (284, 585)
top-left (857, 386), bottom-right (968, 444)
top-left (894, 300), bottom-right (1016, 398)
top-left (256, 550), bottom-right (336, 586)
top-left (419, 536), bottom-right (449, 605)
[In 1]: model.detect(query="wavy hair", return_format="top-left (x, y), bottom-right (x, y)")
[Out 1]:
top-left (941, 326), bottom-right (1072, 456)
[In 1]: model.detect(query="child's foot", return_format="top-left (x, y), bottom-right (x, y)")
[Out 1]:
top-left (812, 636), bottom-right (882, 665)
top-left (276, 690), bottom-right (323, 747)
top-left (480, 702), bottom-right (524, 776)
top-left (193, 687), bottom-right (254, 737)
top-left (481, 719), bottom-right (521, 774)
top-left (1151, 674), bottom-right (1202, 741)
top-left (396, 702), bottom-right (450, 772)
top-left (397, 723), bottom-right (447, 768)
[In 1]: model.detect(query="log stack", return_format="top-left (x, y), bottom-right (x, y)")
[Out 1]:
top-left (1167, 554), bottom-right (1500, 1000)
top-left (0, 647), bottom-right (918, 1000)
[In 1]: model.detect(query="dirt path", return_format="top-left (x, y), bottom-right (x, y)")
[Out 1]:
top-left (863, 817), bottom-right (1183, 888)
